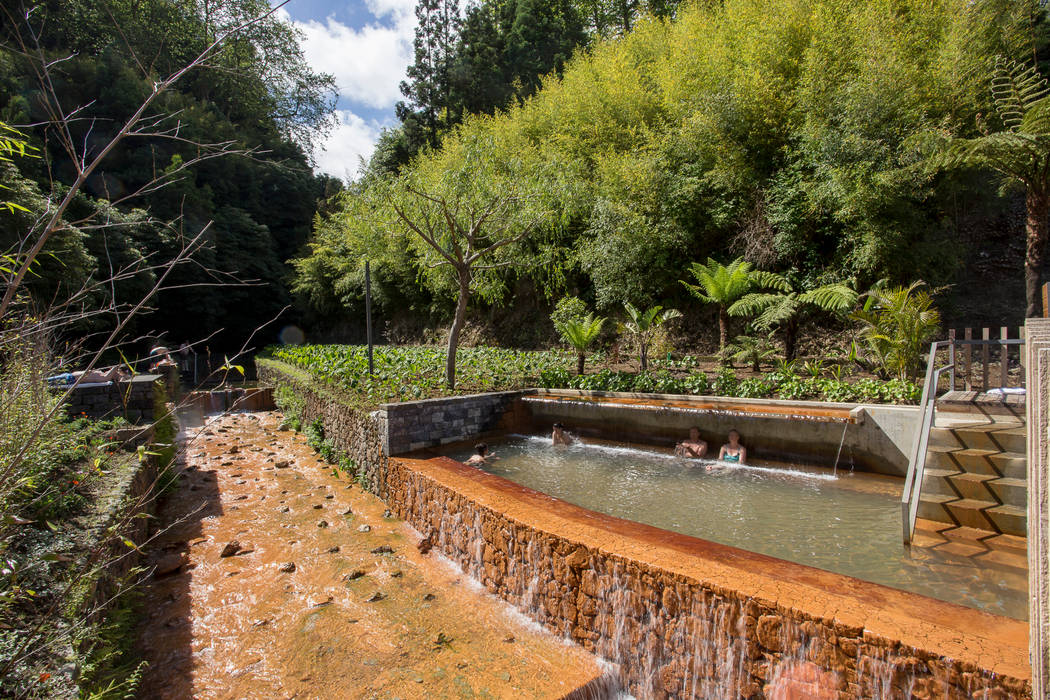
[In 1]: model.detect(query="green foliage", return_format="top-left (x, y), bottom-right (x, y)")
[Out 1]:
top-left (724, 332), bottom-right (778, 372)
top-left (682, 258), bottom-right (769, 310)
top-left (267, 345), bottom-right (576, 407)
top-left (621, 302), bottom-right (681, 371)
top-left (300, 0), bottom-right (1037, 334)
top-left (276, 343), bottom-right (921, 408)
top-left (852, 282), bottom-right (941, 381)
top-left (561, 313), bottom-right (605, 374)
top-left (729, 276), bottom-right (857, 359)
top-left (0, 0), bottom-right (335, 347)
top-left (551, 296), bottom-right (590, 339)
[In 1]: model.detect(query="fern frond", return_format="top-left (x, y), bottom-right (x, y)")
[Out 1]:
top-left (799, 283), bottom-right (857, 312)
top-left (992, 56), bottom-right (1050, 131)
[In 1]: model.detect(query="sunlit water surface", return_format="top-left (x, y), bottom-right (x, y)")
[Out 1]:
top-left (445, 436), bottom-right (1027, 620)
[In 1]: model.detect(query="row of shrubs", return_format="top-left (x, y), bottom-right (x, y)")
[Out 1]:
top-left (537, 367), bottom-right (922, 404)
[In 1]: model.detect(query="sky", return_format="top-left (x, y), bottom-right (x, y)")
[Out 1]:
top-left (275, 0), bottom-right (418, 180)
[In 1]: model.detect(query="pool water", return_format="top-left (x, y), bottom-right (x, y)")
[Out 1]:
top-left (445, 436), bottom-right (1027, 620)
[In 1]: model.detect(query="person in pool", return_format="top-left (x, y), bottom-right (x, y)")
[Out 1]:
top-left (674, 427), bottom-right (708, 458)
top-left (718, 429), bottom-right (746, 464)
top-left (465, 442), bottom-right (497, 466)
top-left (551, 422), bottom-right (574, 446)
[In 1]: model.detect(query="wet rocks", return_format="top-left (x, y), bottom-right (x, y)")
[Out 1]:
top-left (219, 541), bottom-right (242, 558)
top-left (365, 592), bottom-right (384, 602)
top-left (344, 570), bottom-right (366, 581)
top-left (279, 562), bottom-right (296, 573)
top-left (341, 507), bottom-right (353, 515)
top-left (417, 533), bottom-right (434, 555)
top-left (152, 552), bottom-right (187, 577)
top-left (422, 593), bottom-right (436, 601)
top-left (370, 545), bottom-right (394, 554)
top-left (275, 460), bottom-right (291, 469)
top-left (312, 504), bottom-right (323, 510)
top-left (316, 520), bottom-right (329, 528)
top-left (326, 546), bottom-right (340, 553)
top-left (278, 506), bottom-right (290, 513)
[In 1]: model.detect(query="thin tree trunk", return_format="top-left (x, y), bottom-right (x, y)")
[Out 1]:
top-left (783, 318), bottom-right (798, 361)
top-left (446, 268), bottom-right (470, 388)
top-left (718, 307), bottom-right (729, 360)
top-left (640, 340), bottom-right (648, 372)
top-left (1025, 187), bottom-right (1050, 318)
top-left (577, 352), bottom-right (585, 375)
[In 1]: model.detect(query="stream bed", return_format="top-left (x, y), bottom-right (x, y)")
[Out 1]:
top-left (135, 412), bottom-right (605, 699)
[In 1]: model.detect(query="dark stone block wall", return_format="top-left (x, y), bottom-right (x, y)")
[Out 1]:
top-left (383, 391), bottom-right (530, 455)
top-left (64, 374), bottom-right (164, 423)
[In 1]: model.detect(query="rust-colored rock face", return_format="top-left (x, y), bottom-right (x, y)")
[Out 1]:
top-left (386, 456), bottom-right (1032, 700)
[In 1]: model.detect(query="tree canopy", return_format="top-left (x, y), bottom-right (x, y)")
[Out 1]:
top-left (299, 0), bottom-right (1046, 343)
top-left (0, 0), bottom-right (336, 350)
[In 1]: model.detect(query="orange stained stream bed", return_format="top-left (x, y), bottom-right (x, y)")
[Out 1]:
top-left (135, 411), bottom-right (606, 699)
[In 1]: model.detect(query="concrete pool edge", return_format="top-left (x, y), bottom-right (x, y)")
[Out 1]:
top-left (388, 454), bottom-right (1031, 697)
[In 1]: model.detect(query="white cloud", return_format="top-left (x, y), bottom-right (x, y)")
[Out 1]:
top-left (314, 110), bottom-right (383, 179)
top-left (282, 7), bottom-right (416, 109)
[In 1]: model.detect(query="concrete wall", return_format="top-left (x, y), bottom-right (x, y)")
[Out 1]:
top-left (524, 389), bottom-right (918, 476)
top-left (64, 374), bottom-right (164, 423)
top-left (387, 454), bottom-right (1030, 699)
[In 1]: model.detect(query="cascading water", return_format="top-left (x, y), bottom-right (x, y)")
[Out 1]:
top-left (392, 459), bottom-right (1024, 700)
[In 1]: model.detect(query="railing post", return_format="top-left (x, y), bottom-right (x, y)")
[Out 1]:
top-left (964, 327), bottom-right (973, 390)
top-left (948, 329), bottom-right (956, 393)
top-left (982, 327), bottom-right (991, 392)
top-left (1000, 326), bottom-right (1009, 389)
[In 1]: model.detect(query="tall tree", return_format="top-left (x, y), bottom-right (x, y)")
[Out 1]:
top-left (682, 258), bottom-right (785, 358)
top-left (380, 125), bottom-right (557, 387)
top-left (927, 57), bottom-right (1050, 317)
top-left (398, 0), bottom-right (462, 148)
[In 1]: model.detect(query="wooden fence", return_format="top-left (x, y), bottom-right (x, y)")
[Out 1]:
top-left (946, 326), bottom-right (1026, 391)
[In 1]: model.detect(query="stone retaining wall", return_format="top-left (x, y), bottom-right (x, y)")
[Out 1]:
top-left (257, 360), bottom-right (390, 495)
top-left (65, 374), bottom-right (164, 423)
top-left (383, 391), bottom-right (529, 455)
top-left (386, 455), bottom-right (1031, 700)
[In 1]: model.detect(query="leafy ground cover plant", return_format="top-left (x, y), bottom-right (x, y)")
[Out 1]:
top-left (269, 344), bottom-right (921, 405)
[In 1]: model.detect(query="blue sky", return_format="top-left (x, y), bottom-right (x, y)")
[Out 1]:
top-left (275, 0), bottom-right (418, 179)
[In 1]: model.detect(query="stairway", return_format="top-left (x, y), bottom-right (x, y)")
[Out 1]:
top-left (916, 396), bottom-right (1027, 537)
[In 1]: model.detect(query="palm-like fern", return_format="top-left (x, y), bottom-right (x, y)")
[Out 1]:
top-left (562, 314), bottom-right (605, 375)
top-left (622, 302), bottom-right (682, 372)
top-left (927, 57), bottom-right (1050, 316)
top-left (724, 331), bottom-right (778, 372)
top-left (851, 282), bottom-right (940, 381)
top-left (681, 257), bottom-right (788, 357)
top-left (729, 279), bottom-right (857, 359)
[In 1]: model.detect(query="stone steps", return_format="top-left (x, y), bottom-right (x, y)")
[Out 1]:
top-left (915, 404), bottom-right (1027, 538)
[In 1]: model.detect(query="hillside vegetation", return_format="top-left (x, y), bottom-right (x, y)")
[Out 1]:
top-left (297, 0), bottom-right (1046, 347)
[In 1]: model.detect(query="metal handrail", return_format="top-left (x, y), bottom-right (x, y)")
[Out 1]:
top-left (900, 334), bottom-right (1028, 543)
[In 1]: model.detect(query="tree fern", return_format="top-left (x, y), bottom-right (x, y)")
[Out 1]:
top-left (562, 314), bottom-right (605, 375)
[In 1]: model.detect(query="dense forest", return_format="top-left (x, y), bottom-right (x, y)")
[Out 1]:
top-left (0, 0), bottom-right (339, 354)
top-left (297, 0), bottom-right (1050, 353)
top-left (3, 0), bottom-right (1049, 357)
